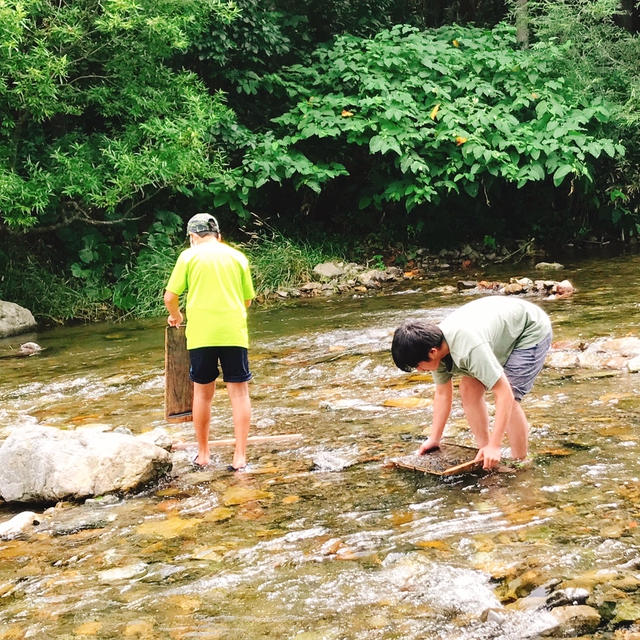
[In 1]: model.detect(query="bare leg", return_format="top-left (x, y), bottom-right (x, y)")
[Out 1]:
top-left (459, 376), bottom-right (490, 448)
top-left (192, 381), bottom-right (216, 466)
top-left (226, 381), bottom-right (251, 469)
top-left (506, 401), bottom-right (529, 459)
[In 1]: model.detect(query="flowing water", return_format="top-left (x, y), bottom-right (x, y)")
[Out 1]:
top-left (1, 253), bottom-right (640, 639)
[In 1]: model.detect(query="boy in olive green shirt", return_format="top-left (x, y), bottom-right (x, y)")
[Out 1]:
top-left (392, 296), bottom-right (552, 469)
top-left (164, 213), bottom-right (255, 470)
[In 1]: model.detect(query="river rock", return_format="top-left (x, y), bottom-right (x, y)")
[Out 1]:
top-left (627, 356), bottom-right (640, 373)
top-left (0, 301), bottom-right (37, 338)
top-left (300, 282), bottom-right (323, 292)
top-left (357, 270), bottom-right (384, 288)
top-left (545, 588), bottom-right (589, 609)
top-left (542, 605), bottom-right (601, 636)
top-left (0, 511), bottom-right (41, 539)
top-left (613, 600), bottom-right (640, 625)
top-left (503, 282), bottom-right (524, 294)
top-left (0, 425), bottom-right (172, 503)
top-left (428, 285), bottom-right (458, 294)
top-left (137, 427), bottom-right (172, 451)
top-left (313, 262), bottom-right (344, 278)
top-left (546, 351), bottom-right (580, 368)
top-left (535, 262), bottom-right (564, 270)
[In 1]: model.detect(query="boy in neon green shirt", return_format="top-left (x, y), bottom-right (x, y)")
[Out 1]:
top-left (164, 213), bottom-right (255, 470)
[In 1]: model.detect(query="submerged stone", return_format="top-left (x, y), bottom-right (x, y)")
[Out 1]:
top-left (543, 605), bottom-right (601, 636)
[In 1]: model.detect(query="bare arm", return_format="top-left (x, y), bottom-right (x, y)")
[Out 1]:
top-left (163, 290), bottom-right (183, 327)
top-left (418, 379), bottom-right (453, 454)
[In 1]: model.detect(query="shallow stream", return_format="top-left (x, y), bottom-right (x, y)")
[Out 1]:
top-left (1, 253), bottom-right (640, 639)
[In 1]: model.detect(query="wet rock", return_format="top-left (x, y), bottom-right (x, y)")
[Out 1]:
top-left (503, 282), bottom-right (524, 294)
top-left (549, 280), bottom-right (575, 299)
top-left (535, 279), bottom-right (557, 293)
top-left (546, 351), bottom-right (580, 368)
top-left (507, 596), bottom-right (547, 611)
top-left (313, 262), bottom-right (345, 278)
top-left (312, 449), bottom-right (359, 471)
top-left (428, 285), bottom-right (458, 294)
top-left (627, 356), bottom-right (640, 373)
top-left (535, 262), bottom-right (565, 270)
top-left (0, 425), bottom-right (171, 503)
top-left (547, 336), bottom-right (640, 371)
top-left (477, 280), bottom-right (501, 291)
top-left (457, 280), bottom-right (477, 290)
top-left (255, 417), bottom-right (277, 429)
top-left (508, 569), bottom-right (547, 598)
top-left (19, 342), bottom-right (42, 355)
top-left (480, 607), bottom-right (508, 624)
top-left (300, 282), bottom-right (322, 292)
top-left (612, 575), bottom-right (640, 592)
top-left (513, 277), bottom-right (534, 288)
top-left (98, 562), bottom-right (147, 583)
top-left (546, 588), bottom-right (590, 609)
top-left (542, 605), bottom-right (601, 637)
top-left (0, 511), bottom-right (40, 539)
top-left (613, 600), bottom-right (640, 625)
top-left (0, 301), bottom-right (37, 338)
top-left (137, 427), bottom-right (172, 451)
top-left (357, 270), bottom-right (384, 288)
top-left (38, 506), bottom-right (118, 536)
top-left (596, 337), bottom-right (640, 357)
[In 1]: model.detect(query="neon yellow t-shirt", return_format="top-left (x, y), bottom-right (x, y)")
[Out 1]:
top-left (165, 240), bottom-right (255, 349)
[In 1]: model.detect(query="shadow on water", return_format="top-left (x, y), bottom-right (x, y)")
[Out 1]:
top-left (1, 253), bottom-right (640, 637)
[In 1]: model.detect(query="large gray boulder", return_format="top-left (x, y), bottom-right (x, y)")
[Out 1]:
top-left (0, 425), bottom-right (171, 503)
top-left (0, 301), bottom-right (37, 337)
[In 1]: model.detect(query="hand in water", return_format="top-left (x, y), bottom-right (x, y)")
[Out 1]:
top-left (417, 437), bottom-right (440, 455)
top-left (474, 444), bottom-right (501, 469)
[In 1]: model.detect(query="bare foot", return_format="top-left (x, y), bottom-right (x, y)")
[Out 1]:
top-left (193, 453), bottom-right (210, 468)
top-left (231, 455), bottom-right (246, 470)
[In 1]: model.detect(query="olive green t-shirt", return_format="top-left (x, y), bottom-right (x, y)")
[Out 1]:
top-left (165, 240), bottom-right (255, 349)
top-left (432, 296), bottom-right (551, 390)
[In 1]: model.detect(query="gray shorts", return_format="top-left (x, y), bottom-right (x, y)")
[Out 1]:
top-left (503, 332), bottom-right (552, 401)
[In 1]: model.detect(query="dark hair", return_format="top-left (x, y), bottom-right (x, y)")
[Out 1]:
top-left (195, 230), bottom-right (220, 238)
top-left (391, 321), bottom-right (444, 372)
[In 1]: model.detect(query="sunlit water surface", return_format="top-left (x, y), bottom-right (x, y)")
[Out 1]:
top-left (1, 254), bottom-right (640, 639)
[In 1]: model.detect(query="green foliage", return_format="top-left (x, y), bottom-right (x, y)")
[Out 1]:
top-left (0, 0), bottom-right (239, 231)
top-left (0, 249), bottom-right (104, 323)
top-left (112, 211), bottom-right (184, 317)
top-left (212, 23), bottom-right (624, 222)
top-left (243, 231), bottom-right (344, 295)
top-left (528, 0), bottom-right (640, 238)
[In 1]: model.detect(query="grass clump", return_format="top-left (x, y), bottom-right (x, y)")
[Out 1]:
top-left (243, 231), bottom-right (345, 296)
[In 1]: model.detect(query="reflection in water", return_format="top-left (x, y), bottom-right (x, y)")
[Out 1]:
top-left (2, 254), bottom-right (640, 637)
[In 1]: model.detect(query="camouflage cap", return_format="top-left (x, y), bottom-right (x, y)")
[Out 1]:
top-left (186, 213), bottom-right (220, 235)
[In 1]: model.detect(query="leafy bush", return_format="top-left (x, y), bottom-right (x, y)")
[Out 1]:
top-left (113, 211), bottom-right (185, 318)
top-left (0, 0), bottom-right (239, 232)
top-left (210, 22), bottom-right (624, 238)
top-left (529, 0), bottom-right (640, 239)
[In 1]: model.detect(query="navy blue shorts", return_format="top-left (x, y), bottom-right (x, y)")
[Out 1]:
top-left (189, 347), bottom-right (252, 384)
